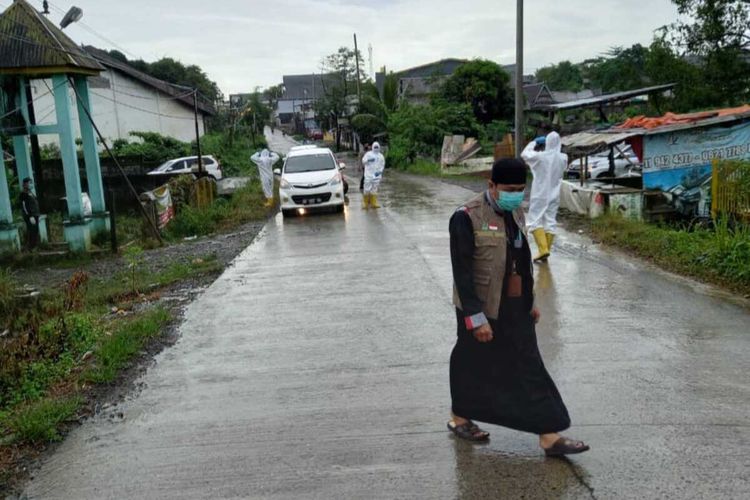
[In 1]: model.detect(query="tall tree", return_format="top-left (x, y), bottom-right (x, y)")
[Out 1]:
top-left (438, 59), bottom-right (513, 124)
top-left (645, 38), bottom-right (711, 111)
top-left (583, 45), bottom-right (650, 92)
top-left (669, 0), bottom-right (750, 105)
top-left (318, 47), bottom-right (364, 150)
top-left (535, 61), bottom-right (584, 91)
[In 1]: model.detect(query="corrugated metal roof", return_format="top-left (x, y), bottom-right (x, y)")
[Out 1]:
top-left (561, 131), bottom-right (641, 151)
top-left (84, 46), bottom-right (216, 116)
top-left (0, 0), bottom-right (104, 74)
top-left (535, 84), bottom-right (676, 111)
top-left (281, 73), bottom-right (340, 100)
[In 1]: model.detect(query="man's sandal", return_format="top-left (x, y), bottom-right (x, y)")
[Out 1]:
top-left (447, 420), bottom-right (490, 442)
top-left (543, 437), bottom-right (590, 456)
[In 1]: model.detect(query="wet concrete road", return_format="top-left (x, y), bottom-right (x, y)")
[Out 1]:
top-left (264, 126), bottom-right (299, 156)
top-left (26, 173), bottom-right (750, 499)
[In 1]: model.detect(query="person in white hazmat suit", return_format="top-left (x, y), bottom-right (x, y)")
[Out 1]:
top-left (521, 131), bottom-right (568, 262)
top-left (251, 149), bottom-right (280, 207)
top-left (361, 142), bottom-right (385, 209)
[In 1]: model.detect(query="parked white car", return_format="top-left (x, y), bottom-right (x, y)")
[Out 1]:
top-left (275, 146), bottom-right (345, 217)
top-left (567, 146), bottom-right (641, 179)
top-left (147, 155), bottom-right (223, 180)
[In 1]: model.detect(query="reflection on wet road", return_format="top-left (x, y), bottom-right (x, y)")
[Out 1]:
top-left (26, 172), bottom-right (750, 499)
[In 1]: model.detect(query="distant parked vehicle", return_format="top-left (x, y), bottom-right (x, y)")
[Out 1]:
top-left (147, 155), bottom-right (223, 180)
top-left (307, 128), bottom-right (324, 140)
top-left (567, 146), bottom-right (641, 179)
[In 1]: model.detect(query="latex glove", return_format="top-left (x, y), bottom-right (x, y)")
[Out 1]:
top-left (29, 217), bottom-right (36, 225)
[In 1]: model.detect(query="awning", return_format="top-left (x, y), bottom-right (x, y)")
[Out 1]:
top-left (561, 131), bottom-right (641, 155)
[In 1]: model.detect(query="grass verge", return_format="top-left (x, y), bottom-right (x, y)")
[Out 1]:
top-left (0, 255), bottom-right (219, 454)
top-left (2, 397), bottom-right (82, 444)
top-left (83, 308), bottom-right (172, 384)
top-left (589, 213), bottom-right (750, 296)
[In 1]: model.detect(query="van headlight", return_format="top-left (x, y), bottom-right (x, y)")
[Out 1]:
top-left (329, 173), bottom-right (342, 186)
top-left (280, 178), bottom-right (291, 189)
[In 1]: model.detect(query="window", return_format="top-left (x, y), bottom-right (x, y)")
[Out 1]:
top-left (202, 157), bottom-right (215, 166)
top-left (168, 161), bottom-right (186, 172)
top-left (284, 153), bottom-right (336, 173)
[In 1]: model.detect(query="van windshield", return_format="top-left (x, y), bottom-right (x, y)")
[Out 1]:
top-left (285, 153), bottom-right (336, 173)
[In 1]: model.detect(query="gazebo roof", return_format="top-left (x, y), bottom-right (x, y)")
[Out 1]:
top-left (0, 0), bottom-right (104, 76)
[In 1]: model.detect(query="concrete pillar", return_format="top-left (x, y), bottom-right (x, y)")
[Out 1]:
top-left (12, 135), bottom-right (33, 190)
top-left (53, 74), bottom-right (90, 252)
top-left (74, 76), bottom-right (109, 236)
top-left (0, 140), bottom-right (21, 254)
top-left (11, 135), bottom-right (47, 244)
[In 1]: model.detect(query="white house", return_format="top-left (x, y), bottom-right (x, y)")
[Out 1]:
top-left (31, 46), bottom-right (215, 148)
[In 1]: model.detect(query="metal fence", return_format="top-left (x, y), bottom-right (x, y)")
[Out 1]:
top-left (712, 159), bottom-right (750, 221)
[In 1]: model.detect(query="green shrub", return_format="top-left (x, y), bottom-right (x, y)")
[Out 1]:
top-left (387, 102), bottom-right (482, 169)
top-left (2, 396), bottom-right (81, 443)
top-left (84, 308), bottom-right (171, 384)
top-left (592, 213), bottom-right (750, 293)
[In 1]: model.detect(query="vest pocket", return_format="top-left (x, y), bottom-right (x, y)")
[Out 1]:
top-left (475, 235), bottom-right (504, 262)
top-left (473, 269), bottom-right (492, 303)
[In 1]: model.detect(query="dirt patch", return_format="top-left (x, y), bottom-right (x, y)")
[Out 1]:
top-left (9, 219), bottom-right (267, 292)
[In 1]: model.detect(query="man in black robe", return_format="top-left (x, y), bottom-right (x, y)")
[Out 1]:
top-left (447, 158), bottom-right (589, 457)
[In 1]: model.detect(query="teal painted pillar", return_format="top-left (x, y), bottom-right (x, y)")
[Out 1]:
top-left (74, 76), bottom-right (109, 236)
top-left (0, 140), bottom-right (21, 254)
top-left (11, 135), bottom-right (47, 244)
top-left (53, 74), bottom-right (90, 252)
top-left (12, 136), bottom-right (34, 191)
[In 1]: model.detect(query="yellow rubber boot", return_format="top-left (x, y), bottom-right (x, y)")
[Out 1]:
top-left (362, 193), bottom-right (370, 209)
top-left (370, 194), bottom-right (381, 209)
top-left (546, 233), bottom-right (555, 251)
top-left (532, 228), bottom-right (550, 263)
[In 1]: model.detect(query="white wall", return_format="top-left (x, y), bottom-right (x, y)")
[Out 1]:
top-left (31, 68), bottom-right (206, 149)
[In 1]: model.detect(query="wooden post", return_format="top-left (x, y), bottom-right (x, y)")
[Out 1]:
top-left (193, 90), bottom-right (204, 175)
top-left (109, 189), bottom-right (117, 254)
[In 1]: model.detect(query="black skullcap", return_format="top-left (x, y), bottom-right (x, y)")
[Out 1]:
top-left (22, 177), bottom-right (32, 183)
top-left (491, 158), bottom-right (527, 185)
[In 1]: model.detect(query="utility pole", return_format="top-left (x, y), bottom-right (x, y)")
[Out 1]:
top-left (353, 33), bottom-right (362, 102)
top-left (193, 89), bottom-right (204, 174)
top-left (515, 0), bottom-right (524, 157)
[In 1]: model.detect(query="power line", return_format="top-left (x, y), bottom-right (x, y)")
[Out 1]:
top-left (0, 30), bottom-right (102, 65)
top-left (39, 0), bottom-right (139, 60)
top-left (89, 91), bottom-right (197, 121)
top-left (0, 78), bottom-right (66, 121)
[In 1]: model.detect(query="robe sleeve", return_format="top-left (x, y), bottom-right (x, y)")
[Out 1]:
top-left (449, 209), bottom-right (488, 330)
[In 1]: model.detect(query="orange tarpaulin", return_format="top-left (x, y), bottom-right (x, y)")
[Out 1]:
top-left (617, 105), bottom-right (750, 130)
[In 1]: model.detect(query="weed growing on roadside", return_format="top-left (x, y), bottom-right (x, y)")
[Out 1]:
top-left (123, 246), bottom-right (145, 295)
top-left (83, 308), bottom-right (171, 384)
top-left (2, 396), bottom-right (81, 443)
top-left (591, 213), bottom-right (750, 294)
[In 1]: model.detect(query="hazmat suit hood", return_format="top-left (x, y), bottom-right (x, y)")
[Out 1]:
top-left (372, 142), bottom-right (381, 153)
top-left (261, 149), bottom-right (270, 158)
top-left (545, 132), bottom-right (561, 154)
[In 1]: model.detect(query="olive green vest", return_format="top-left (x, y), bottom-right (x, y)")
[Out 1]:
top-left (452, 192), bottom-right (528, 320)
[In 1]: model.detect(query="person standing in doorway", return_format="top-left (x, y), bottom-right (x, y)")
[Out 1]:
top-left (361, 142), bottom-right (385, 209)
top-left (447, 158), bottom-right (589, 457)
top-left (251, 149), bottom-right (280, 208)
top-left (522, 131), bottom-right (568, 262)
top-left (19, 177), bottom-right (41, 251)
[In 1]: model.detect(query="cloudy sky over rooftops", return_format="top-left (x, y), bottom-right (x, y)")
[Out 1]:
top-left (11, 0), bottom-right (681, 95)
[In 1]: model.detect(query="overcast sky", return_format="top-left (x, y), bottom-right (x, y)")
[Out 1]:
top-left (9, 0), bottom-right (681, 96)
